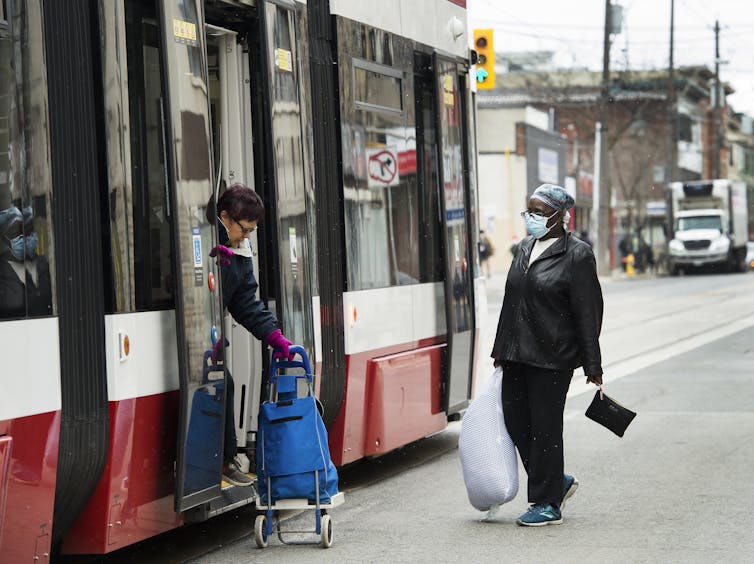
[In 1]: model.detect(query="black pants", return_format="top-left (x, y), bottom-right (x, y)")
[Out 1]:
top-left (501, 362), bottom-right (573, 506)
top-left (224, 372), bottom-right (237, 464)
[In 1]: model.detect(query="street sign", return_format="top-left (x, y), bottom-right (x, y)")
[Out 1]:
top-left (367, 146), bottom-right (400, 188)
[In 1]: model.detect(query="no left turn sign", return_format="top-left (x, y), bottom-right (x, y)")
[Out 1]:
top-left (366, 147), bottom-right (400, 187)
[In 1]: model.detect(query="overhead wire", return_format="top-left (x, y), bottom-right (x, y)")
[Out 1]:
top-left (469, 0), bottom-right (754, 110)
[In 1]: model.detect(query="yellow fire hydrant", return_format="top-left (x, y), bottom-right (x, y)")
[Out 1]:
top-left (625, 253), bottom-right (635, 277)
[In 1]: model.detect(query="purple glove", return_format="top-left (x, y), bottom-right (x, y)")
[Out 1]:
top-left (209, 244), bottom-right (234, 266)
top-left (210, 337), bottom-right (229, 364)
top-left (265, 329), bottom-right (294, 361)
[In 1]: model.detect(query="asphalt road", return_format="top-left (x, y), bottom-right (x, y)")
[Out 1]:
top-left (86, 271), bottom-right (754, 563)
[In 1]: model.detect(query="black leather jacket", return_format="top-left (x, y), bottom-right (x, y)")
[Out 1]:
top-left (491, 232), bottom-right (603, 376)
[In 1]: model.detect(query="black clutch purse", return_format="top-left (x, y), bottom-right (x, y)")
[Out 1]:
top-left (585, 387), bottom-right (636, 437)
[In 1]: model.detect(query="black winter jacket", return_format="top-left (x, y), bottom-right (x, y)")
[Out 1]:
top-left (218, 225), bottom-right (278, 341)
top-left (491, 232), bottom-right (603, 376)
top-left (0, 255), bottom-right (52, 319)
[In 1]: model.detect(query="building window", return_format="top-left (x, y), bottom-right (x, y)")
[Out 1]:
top-left (744, 150), bottom-right (754, 176)
top-left (678, 114), bottom-right (693, 142)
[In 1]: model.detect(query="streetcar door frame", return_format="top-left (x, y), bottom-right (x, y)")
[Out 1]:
top-left (255, 0), bottom-right (317, 367)
top-left (156, 0), bottom-right (227, 512)
top-left (205, 23), bottom-right (267, 457)
top-left (433, 53), bottom-right (476, 415)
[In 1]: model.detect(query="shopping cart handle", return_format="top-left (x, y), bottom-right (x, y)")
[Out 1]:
top-left (202, 349), bottom-right (225, 384)
top-left (269, 345), bottom-right (312, 379)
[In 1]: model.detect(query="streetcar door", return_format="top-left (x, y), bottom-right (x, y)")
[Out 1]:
top-left (205, 24), bottom-right (267, 459)
top-left (434, 56), bottom-right (475, 414)
top-left (156, 0), bottom-right (226, 512)
top-left (257, 1), bottom-right (316, 363)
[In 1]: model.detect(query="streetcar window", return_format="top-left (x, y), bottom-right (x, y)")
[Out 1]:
top-left (0, 1), bottom-right (55, 319)
top-left (414, 60), bottom-right (445, 283)
top-left (272, 6), bottom-right (297, 103)
top-left (338, 22), bottom-right (443, 290)
top-left (124, 7), bottom-right (175, 311)
top-left (353, 60), bottom-right (403, 114)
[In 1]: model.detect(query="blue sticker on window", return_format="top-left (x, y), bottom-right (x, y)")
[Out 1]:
top-left (192, 229), bottom-right (202, 267)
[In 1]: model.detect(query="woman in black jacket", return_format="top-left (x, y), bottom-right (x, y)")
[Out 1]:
top-left (492, 183), bottom-right (603, 526)
top-left (210, 184), bottom-right (294, 486)
top-left (0, 206), bottom-right (52, 319)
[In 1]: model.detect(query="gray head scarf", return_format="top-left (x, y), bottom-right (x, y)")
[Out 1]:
top-left (530, 183), bottom-right (575, 211)
top-left (0, 206), bottom-right (22, 235)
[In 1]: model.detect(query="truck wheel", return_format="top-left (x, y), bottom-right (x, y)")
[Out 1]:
top-left (736, 253), bottom-right (746, 273)
top-left (669, 264), bottom-right (679, 276)
top-left (726, 254), bottom-right (738, 273)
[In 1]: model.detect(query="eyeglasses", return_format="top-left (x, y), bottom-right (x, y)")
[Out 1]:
top-left (520, 210), bottom-right (558, 220)
top-left (232, 217), bottom-right (257, 235)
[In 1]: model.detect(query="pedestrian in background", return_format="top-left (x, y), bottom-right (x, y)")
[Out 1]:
top-left (491, 183), bottom-right (604, 526)
top-left (578, 230), bottom-right (593, 248)
top-left (478, 229), bottom-right (494, 277)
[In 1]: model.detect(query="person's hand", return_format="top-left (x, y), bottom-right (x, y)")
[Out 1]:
top-left (586, 373), bottom-right (603, 386)
top-left (265, 329), bottom-right (295, 361)
top-left (210, 337), bottom-right (229, 364)
top-left (209, 244), bottom-right (233, 266)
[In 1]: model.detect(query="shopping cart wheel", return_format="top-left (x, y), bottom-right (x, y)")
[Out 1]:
top-left (254, 515), bottom-right (268, 548)
top-left (320, 514), bottom-right (333, 548)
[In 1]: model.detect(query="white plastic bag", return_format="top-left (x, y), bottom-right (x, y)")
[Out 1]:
top-left (458, 367), bottom-right (518, 511)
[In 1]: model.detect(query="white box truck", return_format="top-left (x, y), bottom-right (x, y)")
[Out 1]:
top-left (666, 180), bottom-right (749, 275)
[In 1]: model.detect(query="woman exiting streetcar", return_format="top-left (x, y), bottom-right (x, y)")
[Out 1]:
top-left (210, 183), bottom-right (295, 486)
top-left (492, 183), bottom-right (604, 526)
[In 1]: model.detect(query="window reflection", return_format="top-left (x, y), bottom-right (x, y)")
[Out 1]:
top-left (338, 21), bottom-right (443, 291)
top-left (272, 7), bottom-right (297, 103)
top-left (437, 64), bottom-right (472, 332)
top-left (353, 64), bottom-right (402, 113)
top-left (0, 2), bottom-right (54, 320)
top-left (125, 5), bottom-right (175, 310)
top-left (264, 4), bottom-right (315, 353)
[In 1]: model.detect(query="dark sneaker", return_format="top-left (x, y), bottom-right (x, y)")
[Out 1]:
top-left (562, 474), bottom-right (579, 508)
top-left (516, 504), bottom-right (563, 527)
top-left (223, 458), bottom-right (253, 487)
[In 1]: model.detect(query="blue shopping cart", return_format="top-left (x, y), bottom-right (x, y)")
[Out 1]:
top-left (254, 345), bottom-right (344, 548)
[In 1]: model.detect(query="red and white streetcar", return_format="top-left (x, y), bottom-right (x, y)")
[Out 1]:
top-left (0, 0), bottom-right (481, 560)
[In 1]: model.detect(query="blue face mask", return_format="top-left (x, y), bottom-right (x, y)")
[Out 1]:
top-left (523, 211), bottom-right (559, 239)
top-left (7, 232), bottom-right (39, 261)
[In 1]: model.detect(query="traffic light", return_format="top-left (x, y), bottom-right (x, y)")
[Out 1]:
top-left (474, 29), bottom-right (495, 90)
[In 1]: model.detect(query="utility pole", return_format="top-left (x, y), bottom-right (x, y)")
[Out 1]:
top-left (667, 0), bottom-right (677, 184)
top-left (595, 0), bottom-right (612, 276)
top-left (713, 19), bottom-right (721, 179)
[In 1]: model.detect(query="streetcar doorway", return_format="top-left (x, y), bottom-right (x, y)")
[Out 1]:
top-left (204, 25), bottom-right (266, 485)
top-left (154, 0), bottom-right (229, 512)
top-left (122, 0), bottom-right (317, 514)
top-left (434, 57), bottom-right (475, 414)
